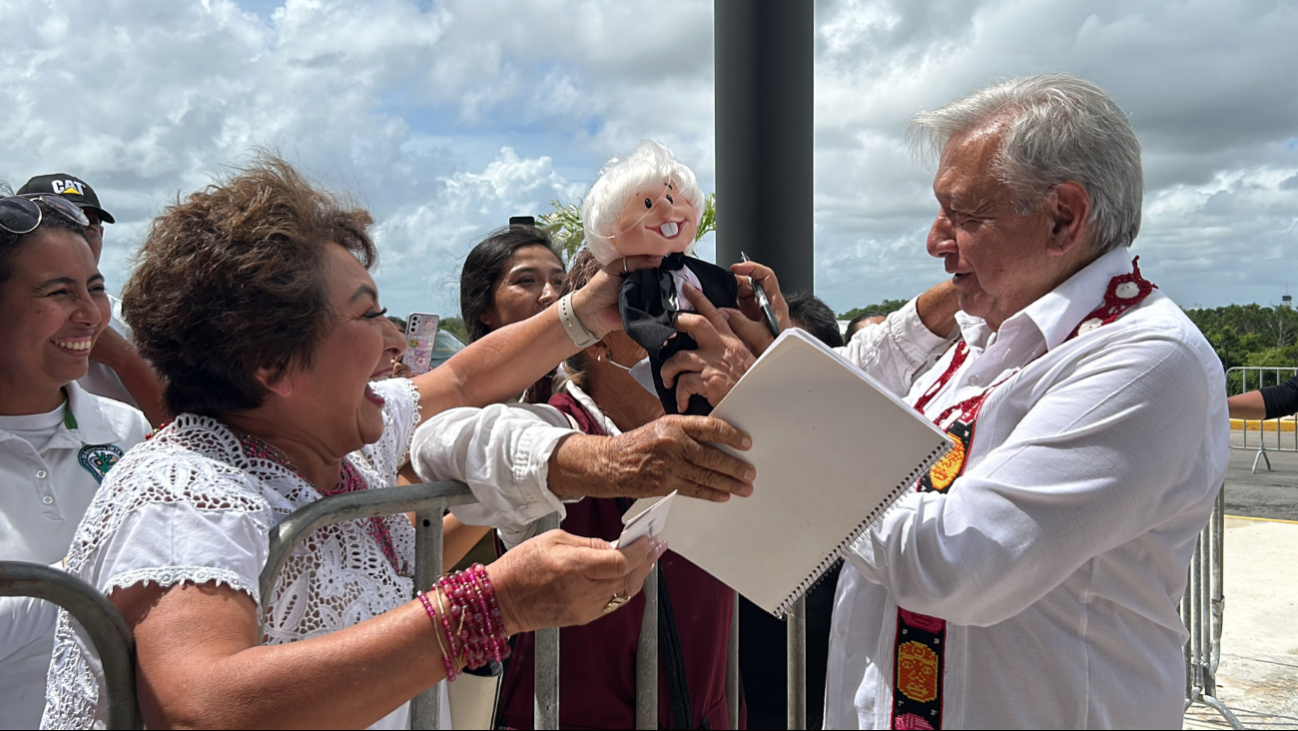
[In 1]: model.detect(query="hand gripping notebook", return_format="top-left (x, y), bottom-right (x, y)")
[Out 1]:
top-left (627, 328), bottom-right (951, 617)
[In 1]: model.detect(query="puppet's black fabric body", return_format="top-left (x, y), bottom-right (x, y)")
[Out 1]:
top-left (619, 252), bottom-right (739, 415)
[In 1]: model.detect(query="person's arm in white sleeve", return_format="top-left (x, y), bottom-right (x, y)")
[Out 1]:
top-left (847, 329), bottom-right (1223, 626)
top-left (839, 282), bottom-right (959, 396)
top-left (411, 403), bottom-right (759, 548)
top-left (410, 403), bottom-right (575, 541)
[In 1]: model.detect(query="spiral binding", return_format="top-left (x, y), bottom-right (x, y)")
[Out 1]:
top-left (773, 439), bottom-right (952, 619)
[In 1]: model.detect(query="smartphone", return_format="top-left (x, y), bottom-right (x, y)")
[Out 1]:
top-left (403, 313), bottom-right (440, 376)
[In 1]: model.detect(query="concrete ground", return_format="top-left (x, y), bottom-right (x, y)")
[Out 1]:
top-left (1183, 438), bottom-right (1298, 729)
top-left (1222, 430), bottom-right (1298, 521)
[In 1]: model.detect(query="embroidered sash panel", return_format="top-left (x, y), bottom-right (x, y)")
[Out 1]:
top-left (889, 259), bottom-right (1156, 730)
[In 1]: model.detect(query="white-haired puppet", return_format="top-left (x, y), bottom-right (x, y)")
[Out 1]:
top-left (582, 141), bottom-right (738, 416)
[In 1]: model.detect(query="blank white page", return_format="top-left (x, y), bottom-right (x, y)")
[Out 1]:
top-left (628, 329), bottom-right (950, 616)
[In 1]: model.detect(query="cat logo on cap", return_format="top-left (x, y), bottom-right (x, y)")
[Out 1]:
top-left (51, 179), bottom-right (86, 197)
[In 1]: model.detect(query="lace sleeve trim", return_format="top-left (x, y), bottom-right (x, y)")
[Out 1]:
top-left (103, 566), bottom-right (260, 608)
top-left (395, 377), bottom-right (422, 466)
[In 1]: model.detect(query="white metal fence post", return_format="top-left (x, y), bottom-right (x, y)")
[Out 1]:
top-left (635, 564), bottom-right (659, 729)
top-left (532, 512), bottom-right (562, 730)
top-left (1181, 484), bottom-right (1243, 729)
top-left (787, 595), bottom-right (807, 729)
top-left (410, 507), bottom-right (446, 729)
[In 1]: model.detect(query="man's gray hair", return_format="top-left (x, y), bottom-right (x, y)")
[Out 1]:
top-left (908, 72), bottom-right (1143, 255)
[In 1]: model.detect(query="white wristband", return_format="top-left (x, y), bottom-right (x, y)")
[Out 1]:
top-left (558, 293), bottom-right (600, 348)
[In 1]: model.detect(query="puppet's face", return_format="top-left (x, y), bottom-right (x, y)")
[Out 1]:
top-left (611, 180), bottom-right (698, 258)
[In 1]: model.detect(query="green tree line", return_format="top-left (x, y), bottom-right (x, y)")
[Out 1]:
top-left (838, 300), bottom-right (909, 321)
top-left (1183, 304), bottom-right (1298, 394)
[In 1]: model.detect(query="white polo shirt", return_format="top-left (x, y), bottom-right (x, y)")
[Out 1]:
top-left (0, 381), bottom-right (149, 729)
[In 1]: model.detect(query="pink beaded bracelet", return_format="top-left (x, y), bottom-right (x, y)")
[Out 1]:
top-left (416, 564), bottom-right (510, 681)
top-left (416, 590), bottom-right (460, 681)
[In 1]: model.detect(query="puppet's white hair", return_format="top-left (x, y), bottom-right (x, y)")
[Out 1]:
top-left (582, 140), bottom-right (704, 264)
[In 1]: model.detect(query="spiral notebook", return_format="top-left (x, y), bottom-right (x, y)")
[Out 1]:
top-left (626, 328), bottom-right (951, 617)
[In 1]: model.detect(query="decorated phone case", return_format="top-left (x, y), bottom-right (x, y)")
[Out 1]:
top-left (403, 312), bottom-right (440, 376)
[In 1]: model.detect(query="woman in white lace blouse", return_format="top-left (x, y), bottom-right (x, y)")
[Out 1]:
top-left (42, 158), bottom-right (664, 730)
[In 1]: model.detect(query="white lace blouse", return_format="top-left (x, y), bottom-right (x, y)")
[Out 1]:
top-left (41, 379), bottom-right (424, 730)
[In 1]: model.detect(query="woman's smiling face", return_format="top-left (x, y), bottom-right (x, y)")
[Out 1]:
top-left (0, 227), bottom-right (108, 413)
top-left (273, 244), bottom-right (402, 454)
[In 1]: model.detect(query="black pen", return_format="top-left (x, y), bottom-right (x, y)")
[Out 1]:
top-left (740, 251), bottom-right (781, 338)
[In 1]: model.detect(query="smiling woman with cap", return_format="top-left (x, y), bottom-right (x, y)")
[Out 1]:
top-left (17, 173), bottom-right (168, 426)
top-left (0, 193), bottom-right (151, 729)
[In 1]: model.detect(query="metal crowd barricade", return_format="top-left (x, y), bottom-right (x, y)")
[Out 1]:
top-left (1181, 487), bottom-right (1243, 729)
top-left (0, 483), bottom-right (808, 731)
top-left (1226, 366), bottom-right (1298, 473)
top-left (0, 561), bottom-right (143, 730)
top-left (260, 480), bottom-right (476, 730)
top-left (258, 480), bottom-right (814, 730)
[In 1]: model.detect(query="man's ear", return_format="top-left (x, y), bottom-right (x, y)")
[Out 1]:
top-left (584, 341), bottom-right (610, 363)
top-left (254, 366), bottom-right (293, 399)
top-left (1045, 181), bottom-right (1091, 255)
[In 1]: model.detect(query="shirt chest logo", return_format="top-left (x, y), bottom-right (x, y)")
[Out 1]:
top-left (78, 444), bottom-right (124, 484)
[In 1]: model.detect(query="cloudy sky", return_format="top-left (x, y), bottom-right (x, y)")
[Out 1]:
top-left (2, 0), bottom-right (1295, 319)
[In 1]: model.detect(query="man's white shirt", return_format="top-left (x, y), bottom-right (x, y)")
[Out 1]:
top-left (825, 247), bottom-right (1229, 729)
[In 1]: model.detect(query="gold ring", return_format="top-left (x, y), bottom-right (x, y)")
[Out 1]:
top-left (602, 593), bottom-right (630, 614)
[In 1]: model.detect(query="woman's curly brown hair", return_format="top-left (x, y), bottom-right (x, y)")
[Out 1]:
top-left (123, 156), bottom-right (377, 417)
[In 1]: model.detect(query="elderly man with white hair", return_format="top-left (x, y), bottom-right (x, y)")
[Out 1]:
top-left (668, 72), bottom-right (1229, 729)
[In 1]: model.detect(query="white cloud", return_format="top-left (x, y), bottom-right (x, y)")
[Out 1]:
top-left (373, 146), bottom-right (585, 314)
top-left (0, 0), bottom-right (1293, 323)
top-left (807, 0), bottom-right (1298, 312)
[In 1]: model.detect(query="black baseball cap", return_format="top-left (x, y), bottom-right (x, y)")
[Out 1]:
top-left (16, 174), bottom-right (115, 224)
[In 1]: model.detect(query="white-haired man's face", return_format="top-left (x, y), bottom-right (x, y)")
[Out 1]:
top-left (610, 180), bottom-right (698, 258)
top-left (926, 128), bottom-right (1094, 332)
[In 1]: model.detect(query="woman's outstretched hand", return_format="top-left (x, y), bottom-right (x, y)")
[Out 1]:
top-left (570, 255), bottom-right (662, 338)
top-left (489, 530), bottom-right (665, 635)
top-left (549, 413), bottom-right (756, 503)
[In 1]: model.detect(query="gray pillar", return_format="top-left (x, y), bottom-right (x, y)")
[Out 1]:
top-left (714, 0), bottom-right (815, 294)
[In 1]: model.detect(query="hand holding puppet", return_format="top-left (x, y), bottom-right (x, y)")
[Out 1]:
top-left (582, 141), bottom-right (738, 415)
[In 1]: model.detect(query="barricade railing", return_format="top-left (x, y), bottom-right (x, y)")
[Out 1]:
top-left (260, 480), bottom-right (476, 730)
top-left (0, 476), bottom-right (1233, 730)
top-left (5, 480), bottom-right (806, 731)
top-left (1226, 366), bottom-right (1298, 472)
top-left (1181, 486), bottom-right (1243, 729)
top-left (0, 561), bottom-right (142, 730)
top-left (262, 482), bottom-right (810, 730)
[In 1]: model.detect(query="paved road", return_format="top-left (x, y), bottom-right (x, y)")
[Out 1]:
top-left (1224, 431), bottom-right (1298, 521)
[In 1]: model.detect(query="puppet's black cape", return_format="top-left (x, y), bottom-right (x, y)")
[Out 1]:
top-left (618, 252), bottom-right (739, 416)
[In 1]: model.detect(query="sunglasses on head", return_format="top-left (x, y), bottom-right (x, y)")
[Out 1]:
top-left (0, 193), bottom-right (91, 235)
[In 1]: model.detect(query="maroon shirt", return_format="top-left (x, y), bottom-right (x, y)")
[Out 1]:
top-left (494, 392), bottom-right (742, 730)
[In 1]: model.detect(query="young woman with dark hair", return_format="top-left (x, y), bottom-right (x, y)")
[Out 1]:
top-left (0, 196), bottom-right (151, 727)
top-left (489, 248), bottom-right (744, 730)
top-left (459, 225), bottom-right (567, 403)
top-left (460, 226), bottom-right (566, 344)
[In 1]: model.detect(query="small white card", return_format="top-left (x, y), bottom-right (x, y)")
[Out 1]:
top-left (613, 491), bottom-right (676, 549)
